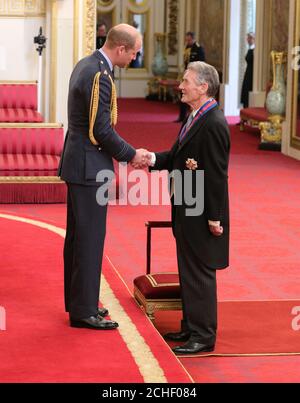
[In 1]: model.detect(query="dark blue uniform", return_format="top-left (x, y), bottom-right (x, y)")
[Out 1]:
top-left (58, 51), bottom-right (135, 320)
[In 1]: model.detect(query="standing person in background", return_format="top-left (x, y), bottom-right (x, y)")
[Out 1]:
top-left (241, 32), bottom-right (255, 108)
top-left (175, 32), bottom-right (205, 123)
top-left (96, 21), bottom-right (107, 49)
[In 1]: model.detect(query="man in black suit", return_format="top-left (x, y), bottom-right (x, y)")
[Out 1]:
top-left (150, 62), bottom-right (230, 354)
top-left (241, 32), bottom-right (255, 108)
top-left (59, 24), bottom-right (151, 330)
top-left (175, 32), bottom-right (205, 122)
top-left (96, 21), bottom-right (107, 49)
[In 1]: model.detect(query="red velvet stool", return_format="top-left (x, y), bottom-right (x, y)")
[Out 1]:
top-left (133, 221), bottom-right (182, 322)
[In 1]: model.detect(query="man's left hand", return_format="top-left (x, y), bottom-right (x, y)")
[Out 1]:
top-left (209, 224), bottom-right (223, 237)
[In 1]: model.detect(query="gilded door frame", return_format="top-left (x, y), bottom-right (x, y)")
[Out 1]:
top-left (290, 0), bottom-right (300, 149)
top-left (83, 0), bottom-right (97, 57)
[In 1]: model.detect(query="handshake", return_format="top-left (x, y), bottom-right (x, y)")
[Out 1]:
top-left (130, 148), bottom-right (153, 169)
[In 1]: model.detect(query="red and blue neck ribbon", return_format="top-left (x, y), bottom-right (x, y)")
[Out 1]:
top-left (179, 98), bottom-right (218, 143)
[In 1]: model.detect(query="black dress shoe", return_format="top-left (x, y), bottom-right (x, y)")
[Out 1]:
top-left (172, 341), bottom-right (215, 355)
top-left (70, 315), bottom-right (119, 330)
top-left (98, 307), bottom-right (109, 317)
top-left (163, 331), bottom-right (191, 342)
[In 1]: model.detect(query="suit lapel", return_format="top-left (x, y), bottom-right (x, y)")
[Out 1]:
top-left (175, 105), bottom-right (218, 157)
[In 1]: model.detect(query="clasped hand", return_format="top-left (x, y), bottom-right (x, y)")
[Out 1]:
top-left (131, 148), bottom-right (152, 169)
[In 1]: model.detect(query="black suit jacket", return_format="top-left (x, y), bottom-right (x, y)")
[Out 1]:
top-left (58, 51), bottom-right (135, 185)
top-left (152, 106), bottom-right (230, 269)
top-left (241, 48), bottom-right (254, 107)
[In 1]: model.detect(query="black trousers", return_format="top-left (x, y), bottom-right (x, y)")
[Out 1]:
top-left (176, 236), bottom-right (217, 345)
top-left (64, 183), bottom-right (108, 320)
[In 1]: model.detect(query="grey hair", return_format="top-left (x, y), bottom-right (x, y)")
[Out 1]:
top-left (187, 61), bottom-right (220, 98)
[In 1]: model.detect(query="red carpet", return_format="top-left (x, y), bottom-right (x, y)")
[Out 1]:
top-left (155, 301), bottom-right (300, 356)
top-left (1, 99), bottom-right (300, 382)
top-left (0, 214), bottom-right (191, 383)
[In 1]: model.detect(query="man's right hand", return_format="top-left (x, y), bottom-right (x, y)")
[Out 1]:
top-left (131, 148), bottom-right (152, 168)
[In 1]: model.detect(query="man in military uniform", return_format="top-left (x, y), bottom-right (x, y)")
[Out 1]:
top-left (59, 24), bottom-right (150, 330)
top-left (175, 32), bottom-right (206, 122)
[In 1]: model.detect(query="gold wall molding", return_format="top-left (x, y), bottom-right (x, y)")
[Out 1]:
top-left (98, 0), bottom-right (114, 6)
top-left (167, 0), bottom-right (178, 55)
top-left (291, 0), bottom-right (300, 149)
top-left (84, 0), bottom-right (96, 56)
top-left (0, 0), bottom-right (46, 17)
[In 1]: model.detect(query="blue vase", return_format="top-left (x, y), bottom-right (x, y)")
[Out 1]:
top-left (266, 51), bottom-right (286, 116)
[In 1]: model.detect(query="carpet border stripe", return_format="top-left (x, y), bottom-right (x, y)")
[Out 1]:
top-left (105, 254), bottom-right (195, 383)
top-left (0, 213), bottom-right (167, 383)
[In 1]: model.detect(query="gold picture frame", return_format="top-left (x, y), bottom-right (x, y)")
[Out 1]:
top-left (291, 0), bottom-right (300, 149)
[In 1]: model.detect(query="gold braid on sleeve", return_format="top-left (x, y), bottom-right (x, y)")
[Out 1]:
top-left (89, 72), bottom-right (101, 145)
top-left (88, 72), bottom-right (118, 146)
top-left (108, 75), bottom-right (118, 127)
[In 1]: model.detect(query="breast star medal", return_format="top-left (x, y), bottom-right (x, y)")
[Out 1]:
top-left (186, 158), bottom-right (198, 170)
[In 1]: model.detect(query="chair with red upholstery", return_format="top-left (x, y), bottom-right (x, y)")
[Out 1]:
top-left (239, 82), bottom-right (272, 132)
top-left (0, 123), bottom-right (66, 203)
top-left (0, 81), bottom-right (43, 123)
top-left (134, 221), bottom-right (182, 322)
top-left (240, 107), bottom-right (269, 132)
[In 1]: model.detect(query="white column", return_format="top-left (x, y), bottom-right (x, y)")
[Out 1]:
top-left (46, 0), bottom-right (74, 129)
top-left (220, 0), bottom-right (241, 117)
top-left (37, 53), bottom-right (43, 113)
top-left (250, 0), bottom-right (271, 107)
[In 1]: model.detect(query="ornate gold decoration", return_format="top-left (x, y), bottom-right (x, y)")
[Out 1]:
top-left (184, 47), bottom-right (191, 68)
top-left (89, 72), bottom-right (118, 146)
top-left (129, 0), bottom-right (148, 7)
top-left (0, 123), bottom-right (62, 128)
top-left (167, 0), bottom-right (178, 55)
top-left (145, 273), bottom-right (180, 288)
top-left (291, 0), bottom-right (300, 150)
top-left (0, 176), bottom-right (63, 184)
top-left (0, 80), bottom-right (37, 84)
top-left (186, 158), bottom-right (198, 170)
top-left (84, 0), bottom-right (96, 56)
top-left (98, 0), bottom-right (114, 6)
top-left (0, 0), bottom-right (45, 16)
top-left (259, 116), bottom-right (283, 145)
top-left (134, 287), bottom-right (182, 323)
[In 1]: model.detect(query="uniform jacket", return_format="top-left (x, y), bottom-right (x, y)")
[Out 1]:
top-left (185, 42), bottom-right (206, 69)
top-left (58, 51), bottom-right (135, 185)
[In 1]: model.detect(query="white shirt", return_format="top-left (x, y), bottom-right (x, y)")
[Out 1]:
top-left (99, 48), bottom-right (113, 73)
